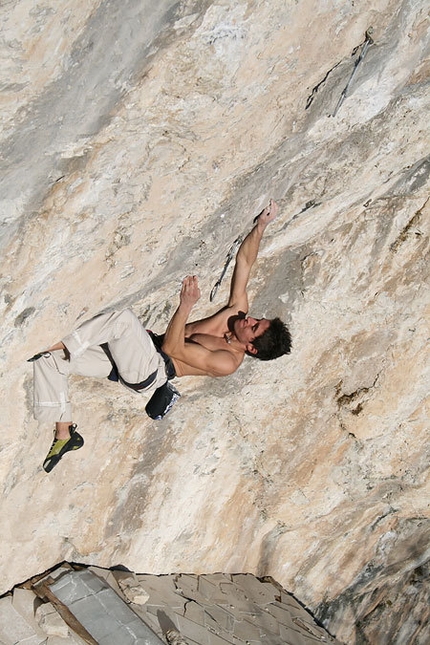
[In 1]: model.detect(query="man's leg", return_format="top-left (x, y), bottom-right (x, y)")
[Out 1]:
top-left (31, 350), bottom-right (83, 471)
top-left (32, 345), bottom-right (112, 472)
top-left (32, 350), bottom-right (73, 426)
top-left (62, 309), bottom-right (167, 391)
top-left (30, 342), bottom-right (70, 442)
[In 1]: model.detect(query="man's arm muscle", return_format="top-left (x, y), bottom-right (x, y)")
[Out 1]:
top-left (170, 341), bottom-right (239, 377)
top-left (162, 276), bottom-right (238, 376)
top-left (228, 199), bottom-right (278, 309)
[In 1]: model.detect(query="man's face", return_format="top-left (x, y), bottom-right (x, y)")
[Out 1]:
top-left (234, 316), bottom-right (270, 349)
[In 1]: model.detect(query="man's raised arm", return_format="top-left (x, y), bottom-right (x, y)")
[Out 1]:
top-left (162, 275), bottom-right (200, 357)
top-left (228, 199), bottom-right (278, 310)
top-left (162, 276), bottom-right (238, 377)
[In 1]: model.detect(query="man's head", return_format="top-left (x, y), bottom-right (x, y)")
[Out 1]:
top-left (245, 316), bottom-right (291, 360)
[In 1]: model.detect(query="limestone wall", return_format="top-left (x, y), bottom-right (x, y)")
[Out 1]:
top-left (1, 1), bottom-right (429, 643)
top-left (0, 564), bottom-right (341, 644)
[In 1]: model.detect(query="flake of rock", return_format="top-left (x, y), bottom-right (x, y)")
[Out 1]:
top-left (35, 602), bottom-right (69, 638)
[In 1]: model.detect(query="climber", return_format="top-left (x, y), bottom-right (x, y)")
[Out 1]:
top-left (29, 199), bottom-right (291, 472)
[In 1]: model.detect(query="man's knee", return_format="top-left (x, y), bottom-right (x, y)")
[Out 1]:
top-left (117, 308), bottom-right (141, 330)
top-left (33, 351), bottom-right (69, 379)
top-left (104, 309), bottom-right (142, 342)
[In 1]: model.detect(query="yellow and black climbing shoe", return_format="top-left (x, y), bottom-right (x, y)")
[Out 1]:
top-left (43, 424), bottom-right (84, 473)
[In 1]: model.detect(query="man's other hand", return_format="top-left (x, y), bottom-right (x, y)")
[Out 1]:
top-left (256, 198), bottom-right (279, 229)
top-left (180, 275), bottom-right (201, 309)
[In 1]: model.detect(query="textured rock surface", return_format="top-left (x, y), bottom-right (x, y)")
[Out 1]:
top-left (1, 564), bottom-right (342, 644)
top-left (1, 1), bottom-right (429, 643)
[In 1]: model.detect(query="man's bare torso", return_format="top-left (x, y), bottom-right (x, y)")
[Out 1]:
top-left (171, 306), bottom-right (245, 377)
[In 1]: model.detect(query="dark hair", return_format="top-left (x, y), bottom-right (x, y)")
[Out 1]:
top-left (248, 317), bottom-right (292, 361)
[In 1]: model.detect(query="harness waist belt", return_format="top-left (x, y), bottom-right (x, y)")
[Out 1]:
top-left (100, 343), bottom-right (157, 391)
top-left (120, 370), bottom-right (158, 391)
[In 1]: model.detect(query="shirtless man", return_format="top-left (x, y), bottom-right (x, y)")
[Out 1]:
top-left (163, 199), bottom-right (291, 377)
top-left (31, 199), bottom-right (291, 472)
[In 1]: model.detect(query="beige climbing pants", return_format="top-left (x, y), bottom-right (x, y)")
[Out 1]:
top-left (33, 309), bottom-right (168, 423)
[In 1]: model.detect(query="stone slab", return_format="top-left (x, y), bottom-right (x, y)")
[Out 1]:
top-left (0, 595), bottom-right (39, 644)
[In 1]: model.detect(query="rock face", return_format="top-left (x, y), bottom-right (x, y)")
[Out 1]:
top-left (3, 563), bottom-right (341, 644)
top-left (1, 1), bottom-right (429, 643)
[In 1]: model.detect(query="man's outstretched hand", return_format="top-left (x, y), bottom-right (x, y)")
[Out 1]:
top-left (256, 198), bottom-right (279, 229)
top-left (180, 275), bottom-right (201, 310)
